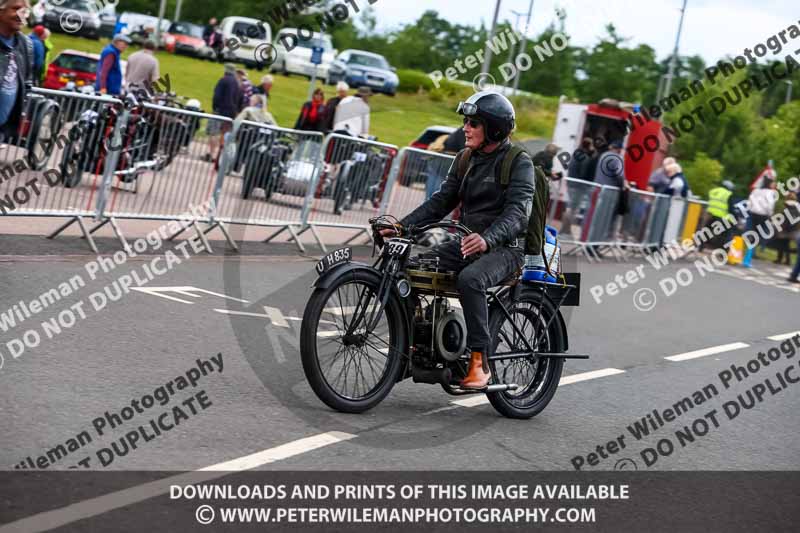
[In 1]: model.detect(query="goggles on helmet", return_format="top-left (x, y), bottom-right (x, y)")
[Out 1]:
top-left (456, 101), bottom-right (478, 116)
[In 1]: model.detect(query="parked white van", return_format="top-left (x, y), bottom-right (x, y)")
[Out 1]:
top-left (271, 28), bottom-right (336, 82)
top-left (220, 16), bottom-right (273, 69)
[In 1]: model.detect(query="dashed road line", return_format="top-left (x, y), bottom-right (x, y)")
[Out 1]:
top-left (768, 331), bottom-right (800, 341)
top-left (0, 432), bottom-right (356, 533)
top-left (665, 342), bottom-right (749, 362)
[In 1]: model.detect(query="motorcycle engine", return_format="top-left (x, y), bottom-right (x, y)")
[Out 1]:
top-left (415, 298), bottom-right (466, 363)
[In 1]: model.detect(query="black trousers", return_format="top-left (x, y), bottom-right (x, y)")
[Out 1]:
top-left (420, 240), bottom-right (524, 353)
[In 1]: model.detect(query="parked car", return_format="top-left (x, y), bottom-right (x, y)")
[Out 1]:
top-left (43, 49), bottom-right (127, 91)
top-left (328, 49), bottom-right (399, 96)
top-left (165, 21), bottom-right (213, 58)
top-left (117, 12), bottom-right (174, 49)
top-left (410, 125), bottom-right (456, 150)
top-left (220, 16), bottom-right (272, 69)
top-left (44, 0), bottom-right (107, 39)
top-left (271, 29), bottom-right (336, 81)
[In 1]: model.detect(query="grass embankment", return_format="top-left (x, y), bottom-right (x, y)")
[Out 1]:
top-left (49, 34), bottom-right (557, 146)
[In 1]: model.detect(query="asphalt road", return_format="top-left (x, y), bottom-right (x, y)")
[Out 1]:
top-left (1, 236), bottom-right (798, 479)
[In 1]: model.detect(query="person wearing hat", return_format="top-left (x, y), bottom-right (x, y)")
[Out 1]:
top-left (125, 39), bottom-right (160, 96)
top-left (96, 34), bottom-right (131, 96)
top-left (28, 25), bottom-right (45, 85)
top-left (700, 179), bottom-right (736, 251)
top-left (206, 63), bottom-right (243, 162)
top-left (332, 86), bottom-right (372, 138)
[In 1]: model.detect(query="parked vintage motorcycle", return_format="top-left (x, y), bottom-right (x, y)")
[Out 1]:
top-left (59, 91), bottom-right (189, 188)
top-left (300, 215), bottom-right (586, 419)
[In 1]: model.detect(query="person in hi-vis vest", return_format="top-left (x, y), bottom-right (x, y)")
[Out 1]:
top-left (700, 180), bottom-right (736, 251)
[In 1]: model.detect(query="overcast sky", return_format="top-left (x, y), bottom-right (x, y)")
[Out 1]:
top-left (368, 0), bottom-right (798, 65)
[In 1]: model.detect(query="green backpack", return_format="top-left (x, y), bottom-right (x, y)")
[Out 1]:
top-left (454, 145), bottom-right (549, 256)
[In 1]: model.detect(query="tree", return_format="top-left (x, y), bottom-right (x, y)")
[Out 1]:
top-left (575, 25), bottom-right (661, 103)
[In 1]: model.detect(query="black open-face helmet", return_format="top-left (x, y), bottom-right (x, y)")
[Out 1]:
top-left (457, 91), bottom-right (516, 143)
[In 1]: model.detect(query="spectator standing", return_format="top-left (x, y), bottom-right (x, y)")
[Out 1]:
top-left (665, 162), bottom-right (689, 197)
top-left (0, 0), bottom-right (34, 144)
top-left (648, 157), bottom-right (675, 194)
top-left (295, 88), bottom-right (326, 132)
top-left (235, 69), bottom-right (253, 110)
top-left (775, 192), bottom-right (800, 266)
top-left (28, 24), bottom-right (44, 85)
top-left (253, 74), bottom-right (273, 102)
top-left (567, 137), bottom-right (597, 181)
top-left (742, 178), bottom-right (778, 267)
top-left (125, 39), bottom-right (160, 95)
top-left (95, 34), bottom-right (131, 96)
top-left (699, 180), bottom-right (736, 251)
top-left (594, 140), bottom-right (628, 241)
top-left (594, 140), bottom-right (625, 187)
top-left (789, 221), bottom-right (800, 283)
top-left (206, 63), bottom-right (243, 162)
top-left (532, 143), bottom-right (560, 178)
top-left (235, 94), bottom-right (276, 127)
top-left (332, 86), bottom-right (371, 137)
top-left (41, 26), bottom-right (52, 84)
top-left (203, 18), bottom-right (223, 62)
top-left (322, 81), bottom-right (349, 133)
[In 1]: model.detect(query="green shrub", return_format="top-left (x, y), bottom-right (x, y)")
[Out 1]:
top-left (397, 69), bottom-right (435, 93)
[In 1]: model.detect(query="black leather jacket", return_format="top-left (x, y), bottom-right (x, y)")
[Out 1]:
top-left (401, 140), bottom-right (535, 250)
top-left (0, 32), bottom-right (33, 136)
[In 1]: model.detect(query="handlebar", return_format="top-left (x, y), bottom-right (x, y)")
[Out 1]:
top-left (369, 217), bottom-right (472, 246)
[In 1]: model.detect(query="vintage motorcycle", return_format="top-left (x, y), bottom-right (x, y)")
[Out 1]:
top-left (300, 215), bottom-right (586, 419)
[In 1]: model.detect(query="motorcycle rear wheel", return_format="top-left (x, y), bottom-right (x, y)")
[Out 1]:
top-left (486, 294), bottom-right (565, 419)
top-left (300, 271), bottom-right (406, 413)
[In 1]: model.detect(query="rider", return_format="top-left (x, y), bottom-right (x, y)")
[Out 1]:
top-left (381, 91), bottom-right (535, 389)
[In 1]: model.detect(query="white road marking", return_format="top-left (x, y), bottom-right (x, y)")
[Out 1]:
top-left (0, 432), bottom-right (356, 533)
top-left (131, 287), bottom-right (195, 304)
top-left (665, 342), bottom-right (749, 362)
top-left (768, 331), bottom-right (800, 341)
top-left (131, 286), bottom-right (251, 305)
top-left (318, 330), bottom-right (343, 338)
top-left (450, 368), bottom-right (626, 408)
top-left (214, 309), bottom-right (335, 326)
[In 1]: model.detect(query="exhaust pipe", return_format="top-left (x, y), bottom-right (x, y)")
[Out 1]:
top-left (485, 383), bottom-right (519, 393)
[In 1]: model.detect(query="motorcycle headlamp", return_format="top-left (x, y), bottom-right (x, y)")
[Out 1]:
top-left (457, 101), bottom-right (478, 116)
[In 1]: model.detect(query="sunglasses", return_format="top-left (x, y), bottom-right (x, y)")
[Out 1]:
top-left (463, 117), bottom-right (482, 129)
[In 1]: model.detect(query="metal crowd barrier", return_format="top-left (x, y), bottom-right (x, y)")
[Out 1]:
top-left (547, 178), bottom-right (605, 261)
top-left (294, 133), bottom-right (399, 251)
top-left (383, 147), bottom-right (455, 222)
top-left (209, 120), bottom-right (324, 253)
top-left (94, 102), bottom-right (234, 253)
top-left (0, 88), bottom-right (123, 252)
top-left (2, 87), bottom-right (716, 259)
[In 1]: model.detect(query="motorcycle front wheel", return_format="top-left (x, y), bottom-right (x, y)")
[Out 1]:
top-left (300, 271), bottom-right (407, 413)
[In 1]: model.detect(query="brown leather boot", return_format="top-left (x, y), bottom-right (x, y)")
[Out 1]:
top-left (461, 351), bottom-right (491, 389)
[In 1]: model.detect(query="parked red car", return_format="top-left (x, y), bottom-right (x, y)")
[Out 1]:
top-left (43, 50), bottom-right (128, 91)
